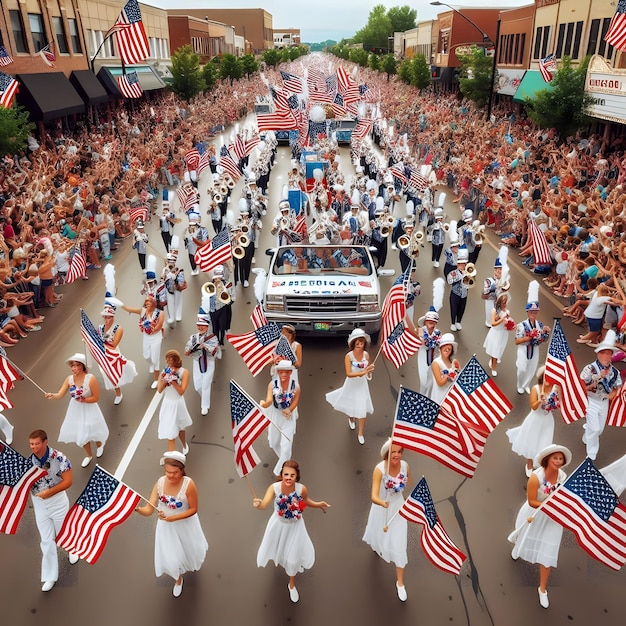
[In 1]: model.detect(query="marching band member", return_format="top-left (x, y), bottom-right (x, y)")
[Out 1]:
top-left (482, 248), bottom-right (506, 327)
top-left (162, 236), bottom-right (186, 326)
top-left (184, 298), bottom-right (220, 416)
top-left (184, 212), bottom-right (209, 276)
top-left (515, 281), bottom-right (550, 395)
top-left (416, 278), bottom-right (444, 398)
top-left (133, 219), bottom-right (149, 270)
top-left (369, 200), bottom-right (388, 269)
top-left (331, 185), bottom-right (351, 219)
top-left (159, 207), bottom-right (175, 252)
top-left (342, 199), bottom-right (362, 244)
top-left (271, 200), bottom-right (297, 247)
top-left (470, 220), bottom-right (484, 264)
top-left (458, 209), bottom-right (476, 264)
top-left (209, 265), bottom-right (233, 346)
top-left (208, 197), bottom-right (223, 235)
top-left (233, 202), bottom-right (258, 287)
top-left (428, 207), bottom-right (446, 268)
top-left (398, 217), bottom-right (417, 274)
top-left (446, 245), bottom-right (470, 331)
top-left (442, 220), bottom-right (460, 278)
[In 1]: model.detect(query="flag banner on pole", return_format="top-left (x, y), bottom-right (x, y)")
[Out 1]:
top-left (605, 1), bottom-right (626, 52)
top-left (0, 441), bottom-right (47, 534)
top-left (280, 70), bottom-right (304, 93)
top-left (407, 167), bottom-right (429, 192)
top-left (65, 248), bottom-right (86, 284)
top-left (129, 205), bottom-right (148, 225)
top-left (0, 71), bottom-right (19, 109)
top-left (176, 182), bottom-right (198, 213)
top-left (608, 378), bottom-right (626, 427)
top-left (539, 53), bottom-right (556, 82)
top-left (527, 218), bottom-right (552, 266)
top-left (80, 310), bottom-right (127, 387)
top-left (399, 478), bottom-right (467, 575)
top-left (336, 66), bottom-right (360, 103)
top-left (197, 150), bottom-right (210, 180)
top-left (544, 319), bottom-right (588, 424)
top-left (229, 380), bottom-right (270, 476)
top-left (0, 46), bottom-right (14, 67)
top-left (194, 227), bottom-right (232, 273)
top-left (243, 134), bottom-right (261, 156)
top-left (38, 44), bottom-right (56, 68)
top-left (229, 135), bottom-right (246, 161)
top-left (273, 334), bottom-right (297, 363)
top-left (541, 458), bottom-right (626, 570)
top-left (382, 320), bottom-right (422, 368)
top-left (0, 350), bottom-right (20, 411)
top-left (227, 323), bottom-right (282, 377)
top-left (250, 303), bottom-right (268, 329)
top-left (184, 148), bottom-right (200, 172)
top-left (389, 163), bottom-right (408, 184)
top-left (393, 387), bottom-right (482, 478)
top-left (352, 118), bottom-right (374, 141)
top-left (106, 0), bottom-right (150, 66)
top-left (219, 145), bottom-right (242, 181)
top-left (56, 465), bottom-right (141, 563)
top-left (118, 71), bottom-right (143, 98)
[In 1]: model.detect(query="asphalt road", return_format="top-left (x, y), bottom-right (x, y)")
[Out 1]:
top-left (2, 126), bottom-right (625, 626)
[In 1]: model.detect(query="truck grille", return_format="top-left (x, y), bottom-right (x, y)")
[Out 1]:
top-left (285, 295), bottom-right (360, 314)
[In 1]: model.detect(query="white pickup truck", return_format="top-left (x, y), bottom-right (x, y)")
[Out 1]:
top-left (254, 244), bottom-right (394, 342)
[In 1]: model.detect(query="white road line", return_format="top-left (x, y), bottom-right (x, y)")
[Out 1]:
top-left (113, 391), bottom-right (162, 480)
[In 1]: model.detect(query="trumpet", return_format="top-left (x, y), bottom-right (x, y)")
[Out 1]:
top-left (201, 281), bottom-right (216, 297)
top-left (383, 215), bottom-right (395, 227)
top-left (465, 263), bottom-right (477, 277)
top-left (239, 224), bottom-right (250, 235)
top-left (219, 184), bottom-right (228, 195)
top-left (380, 224), bottom-right (392, 237)
top-left (217, 284), bottom-right (232, 304)
top-left (443, 223), bottom-right (450, 232)
top-left (462, 274), bottom-right (476, 288)
top-left (473, 225), bottom-right (486, 245)
top-left (398, 234), bottom-right (410, 249)
top-left (414, 230), bottom-right (424, 243)
top-left (213, 193), bottom-right (223, 204)
top-left (225, 175), bottom-right (236, 190)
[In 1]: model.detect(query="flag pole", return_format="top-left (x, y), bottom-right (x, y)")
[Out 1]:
top-left (236, 379), bottom-right (292, 441)
top-left (2, 355), bottom-right (47, 394)
top-left (97, 465), bottom-right (158, 510)
top-left (244, 475), bottom-right (258, 499)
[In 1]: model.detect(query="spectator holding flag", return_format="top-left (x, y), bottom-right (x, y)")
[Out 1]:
top-left (362, 438), bottom-right (412, 601)
top-left (45, 354), bottom-right (108, 468)
top-left (135, 450), bottom-right (208, 598)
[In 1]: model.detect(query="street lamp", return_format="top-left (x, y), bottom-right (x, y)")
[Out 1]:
top-left (430, 1), bottom-right (498, 120)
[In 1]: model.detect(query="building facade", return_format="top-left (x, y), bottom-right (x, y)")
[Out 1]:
top-left (273, 28), bottom-right (301, 48)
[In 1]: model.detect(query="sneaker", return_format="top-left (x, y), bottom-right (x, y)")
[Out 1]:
top-left (456, 322), bottom-right (462, 330)
top-left (491, 370), bottom-right (497, 377)
top-left (201, 408), bottom-right (209, 416)
top-left (81, 456), bottom-right (92, 468)
top-left (114, 394), bottom-right (123, 405)
top-left (252, 257), bottom-right (256, 264)
top-left (173, 578), bottom-right (183, 597)
top-left (28, 325), bottom-right (42, 331)
top-left (433, 261), bottom-right (439, 268)
top-left (525, 387), bottom-right (531, 394)
top-left (517, 388), bottom-right (525, 395)
top-left (191, 269), bottom-right (199, 276)
top-left (103, 255), bottom-right (112, 260)
top-left (150, 381), bottom-right (158, 389)
top-left (348, 418), bottom-right (356, 430)
top-left (451, 324), bottom-right (458, 332)
top-left (288, 584), bottom-right (299, 603)
top-left (538, 587), bottom-right (549, 608)
top-left (243, 280), bottom-right (249, 287)
top-left (358, 435), bottom-right (365, 445)
top-left (396, 582), bottom-right (407, 601)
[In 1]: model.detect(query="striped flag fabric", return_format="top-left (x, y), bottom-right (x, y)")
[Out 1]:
top-left (0, 46), bottom-right (14, 67)
top-left (129, 205), bottom-right (148, 225)
top-left (539, 53), bottom-right (556, 83)
top-left (118, 71), bottom-right (143, 99)
top-left (408, 168), bottom-right (429, 192)
top-left (392, 386), bottom-right (482, 478)
top-left (38, 44), bottom-right (56, 68)
top-left (229, 134), bottom-right (246, 161)
top-left (0, 71), bottom-right (19, 109)
top-left (273, 334), bottom-right (297, 363)
top-left (176, 182), bottom-right (198, 213)
top-left (0, 350), bottom-right (20, 410)
top-left (352, 118), bottom-right (374, 141)
top-left (527, 217), bottom-right (552, 266)
top-left (544, 319), bottom-right (588, 424)
top-left (185, 148), bottom-right (201, 172)
top-left (250, 303), bottom-right (268, 329)
top-left (65, 248), bottom-right (87, 284)
top-left (381, 266), bottom-right (410, 330)
top-left (331, 92), bottom-right (348, 117)
top-left (382, 320), bottom-right (422, 369)
top-left (389, 163), bottom-right (408, 185)
top-left (197, 150), bottom-right (210, 180)
top-left (293, 211), bottom-right (308, 241)
top-left (541, 458), bottom-right (626, 570)
top-left (227, 323), bottom-right (282, 377)
top-left (280, 70), bottom-right (303, 93)
top-left (219, 145), bottom-right (242, 182)
top-left (106, 0), bottom-right (150, 66)
top-left (244, 134), bottom-right (261, 156)
top-left (605, 0), bottom-right (626, 52)
top-left (399, 478), bottom-right (467, 575)
top-left (194, 227), bottom-right (232, 273)
top-left (0, 441), bottom-right (47, 534)
top-left (80, 310), bottom-right (127, 388)
top-left (608, 379), bottom-right (626, 427)
top-left (229, 380), bottom-right (270, 476)
top-left (56, 465), bottom-right (140, 564)
top-left (336, 66), bottom-right (360, 103)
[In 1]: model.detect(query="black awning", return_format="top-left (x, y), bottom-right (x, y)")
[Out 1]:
top-left (15, 72), bottom-right (85, 121)
top-left (69, 70), bottom-right (110, 105)
top-left (97, 67), bottom-right (122, 98)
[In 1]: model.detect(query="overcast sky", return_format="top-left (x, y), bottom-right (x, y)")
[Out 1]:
top-left (145, 1), bottom-right (526, 43)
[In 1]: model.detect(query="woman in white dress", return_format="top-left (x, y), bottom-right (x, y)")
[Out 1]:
top-left (260, 360), bottom-right (300, 476)
top-left (362, 439), bottom-right (412, 601)
top-left (157, 350), bottom-right (193, 453)
top-left (45, 353), bottom-right (109, 468)
top-left (430, 334), bottom-right (460, 405)
top-left (135, 451), bottom-right (208, 597)
top-left (253, 460), bottom-right (330, 603)
top-left (508, 444), bottom-right (571, 609)
top-left (325, 328), bottom-right (375, 445)
top-left (483, 293), bottom-right (514, 377)
top-left (506, 366), bottom-right (560, 476)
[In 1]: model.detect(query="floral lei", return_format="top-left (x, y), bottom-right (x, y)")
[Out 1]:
top-left (384, 471), bottom-right (407, 493)
top-left (541, 390), bottom-right (560, 412)
top-left (139, 311), bottom-right (159, 334)
top-left (541, 479), bottom-right (560, 495)
top-left (69, 384), bottom-right (84, 400)
top-left (423, 330), bottom-right (441, 350)
top-left (276, 491), bottom-right (305, 521)
top-left (159, 494), bottom-right (183, 510)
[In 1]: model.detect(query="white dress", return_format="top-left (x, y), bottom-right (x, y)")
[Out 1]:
top-left (257, 482), bottom-right (315, 576)
top-left (158, 369), bottom-right (193, 440)
top-left (430, 355), bottom-right (454, 405)
top-left (483, 309), bottom-right (511, 361)
top-left (58, 374), bottom-right (109, 446)
top-left (508, 467), bottom-right (566, 568)
top-left (265, 377), bottom-right (299, 476)
top-left (362, 460), bottom-right (409, 568)
top-left (98, 323), bottom-right (138, 390)
top-left (506, 386), bottom-right (556, 460)
top-left (325, 351), bottom-right (373, 418)
top-left (154, 476), bottom-right (208, 579)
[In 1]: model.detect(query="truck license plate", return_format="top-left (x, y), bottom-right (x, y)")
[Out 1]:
top-left (314, 322), bottom-right (331, 331)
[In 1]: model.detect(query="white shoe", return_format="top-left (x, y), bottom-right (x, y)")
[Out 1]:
top-left (182, 443), bottom-right (189, 455)
top-left (191, 269), bottom-right (199, 276)
top-left (396, 582), bottom-right (407, 601)
top-left (451, 324), bottom-right (458, 332)
top-left (433, 261), bottom-right (439, 267)
top-left (173, 578), bottom-right (183, 597)
top-left (456, 322), bottom-right (462, 330)
top-left (41, 581), bottom-right (55, 592)
top-left (69, 552), bottom-right (79, 565)
top-left (252, 257), bottom-right (256, 264)
top-left (348, 418), bottom-right (356, 430)
top-left (491, 370), bottom-right (497, 377)
top-left (517, 388), bottom-right (525, 395)
top-left (525, 387), bottom-right (531, 394)
top-left (81, 456), bottom-right (92, 468)
top-left (96, 445), bottom-right (104, 458)
top-left (525, 466), bottom-right (533, 478)
top-left (114, 394), bottom-right (123, 405)
top-left (538, 587), bottom-right (549, 608)
top-left (243, 280), bottom-right (249, 287)
top-left (288, 584), bottom-right (299, 603)
top-left (151, 381), bottom-right (158, 389)
top-left (201, 408), bottom-right (209, 416)
top-left (358, 435), bottom-right (365, 445)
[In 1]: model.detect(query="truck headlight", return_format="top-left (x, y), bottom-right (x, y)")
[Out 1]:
top-left (265, 295), bottom-right (284, 312)
top-left (359, 295), bottom-right (379, 312)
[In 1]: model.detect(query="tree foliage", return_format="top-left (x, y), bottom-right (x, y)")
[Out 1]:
top-left (412, 54), bottom-right (431, 90)
top-left (457, 46), bottom-right (494, 108)
top-left (524, 56), bottom-right (593, 138)
top-left (398, 58), bottom-right (414, 84)
top-left (0, 105), bottom-right (35, 157)
top-left (219, 54), bottom-right (243, 84)
top-left (169, 45), bottom-right (205, 101)
top-left (353, 4), bottom-right (416, 50)
top-left (262, 48), bottom-right (282, 67)
top-left (350, 47), bottom-right (369, 67)
top-left (381, 53), bottom-right (397, 80)
top-left (368, 53), bottom-right (381, 72)
top-left (387, 6), bottom-right (418, 33)
top-left (240, 54), bottom-right (259, 78)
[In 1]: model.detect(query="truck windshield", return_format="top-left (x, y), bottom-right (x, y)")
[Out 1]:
top-left (273, 246), bottom-right (372, 276)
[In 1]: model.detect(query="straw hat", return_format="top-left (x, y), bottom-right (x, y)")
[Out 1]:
top-left (347, 328), bottom-right (371, 348)
top-left (66, 353), bottom-right (87, 366)
top-left (160, 450), bottom-right (186, 465)
top-left (534, 444), bottom-right (572, 468)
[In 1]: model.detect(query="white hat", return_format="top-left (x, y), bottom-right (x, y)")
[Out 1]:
top-left (595, 329), bottom-right (619, 353)
top-left (188, 212), bottom-right (200, 224)
top-left (160, 450), bottom-right (186, 465)
top-left (67, 352), bottom-right (87, 366)
top-left (418, 306), bottom-right (439, 326)
top-left (434, 208), bottom-right (443, 219)
top-left (438, 333), bottom-right (457, 352)
top-left (462, 209), bottom-right (473, 222)
top-left (534, 444), bottom-right (572, 468)
top-left (213, 265), bottom-right (224, 278)
top-left (275, 360), bottom-right (294, 371)
top-left (279, 200), bottom-right (291, 212)
top-left (347, 328), bottom-right (371, 347)
top-left (457, 246), bottom-right (469, 263)
top-left (380, 437), bottom-right (392, 459)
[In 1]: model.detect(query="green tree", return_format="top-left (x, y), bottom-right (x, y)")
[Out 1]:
top-left (240, 54), bottom-right (259, 78)
top-left (202, 62), bottom-right (218, 91)
top-left (263, 48), bottom-right (281, 67)
top-left (169, 45), bottom-right (205, 101)
top-left (412, 54), bottom-right (431, 90)
top-left (398, 58), bottom-right (414, 84)
top-left (457, 46), bottom-right (494, 108)
top-left (219, 53), bottom-right (243, 84)
top-left (368, 53), bottom-right (381, 71)
top-left (524, 56), bottom-right (593, 138)
top-left (387, 6), bottom-right (417, 33)
top-left (353, 4), bottom-right (392, 50)
top-left (350, 47), bottom-right (369, 67)
top-left (381, 53), bottom-right (397, 81)
top-left (0, 105), bottom-right (35, 157)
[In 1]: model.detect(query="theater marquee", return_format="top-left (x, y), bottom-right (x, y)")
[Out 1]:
top-left (585, 55), bottom-right (626, 124)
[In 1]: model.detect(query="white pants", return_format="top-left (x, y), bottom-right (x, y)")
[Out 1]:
top-left (32, 491), bottom-right (69, 583)
top-left (0, 413), bottom-right (14, 443)
top-left (583, 395), bottom-right (609, 460)
top-left (165, 291), bottom-right (183, 323)
top-left (516, 346), bottom-right (539, 391)
top-left (417, 348), bottom-right (434, 399)
top-left (143, 332), bottom-right (162, 371)
top-left (192, 358), bottom-right (215, 411)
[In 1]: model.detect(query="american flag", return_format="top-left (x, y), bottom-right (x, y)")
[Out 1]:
top-left (308, 68), bottom-right (333, 102)
top-left (408, 168), bottom-right (429, 192)
top-left (229, 380), bottom-right (270, 476)
top-left (0, 350), bottom-right (20, 411)
top-left (280, 70), bottom-right (303, 93)
top-left (439, 356), bottom-right (512, 452)
top-left (0, 71), bottom-right (19, 109)
top-left (399, 478), bottom-right (467, 575)
top-left (0, 46), bottom-right (13, 67)
top-left (336, 66), bottom-right (360, 103)
top-left (293, 211), bottom-right (308, 241)
top-left (219, 145), bottom-right (242, 182)
top-left (307, 119), bottom-right (327, 142)
top-left (176, 182), bottom-right (197, 213)
top-left (274, 334), bottom-right (297, 363)
top-left (389, 163), bottom-right (408, 185)
top-left (38, 44), bottom-right (56, 68)
top-left (65, 248), bottom-right (87, 284)
top-left (250, 303), bottom-right (268, 329)
top-left (539, 53), bottom-right (556, 83)
top-left (243, 133), bottom-right (261, 156)
top-left (257, 110), bottom-right (298, 132)
top-left (605, 0), bottom-right (626, 52)
top-left (118, 71), bottom-right (143, 99)
top-left (352, 118), bottom-right (374, 141)
top-left (129, 205), bottom-right (148, 225)
top-left (0, 442), bottom-right (47, 534)
top-left (227, 323), bottom-right (282, 377)
top-left (194, 227), bottom-right (232, 273)
top-left (185, 148), bottom-right (201, 172)
top-left (197, 150), bottom-right (211, 180)
top-left (325, 73), bottom-right (338, 96)
top-left (229, 134), bottom-right (246, 160)
top-left (56, 465), bottom-right (140, 564)
top-left (527, 217), bottom-right (552, 266)
top-left (382, 320), bottom-right (422, 369)
top-left (381, 267), bottom-right (410, 332)
top-left (544, 319), bottom-right (588, 424)
top-left (541, 458), bottom-right (626, 571)
top-left (80, 310), bottom-right (127, 387)
top-left (106, 0), bottom-right (150, 66)
top-left (608, 379), bottom-right (626, 427)
top-left (393, 386), bottom-right (482, 478)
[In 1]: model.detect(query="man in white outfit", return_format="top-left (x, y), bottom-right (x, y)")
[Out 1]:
top-left (514, 300), bottom-right (550, 394)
